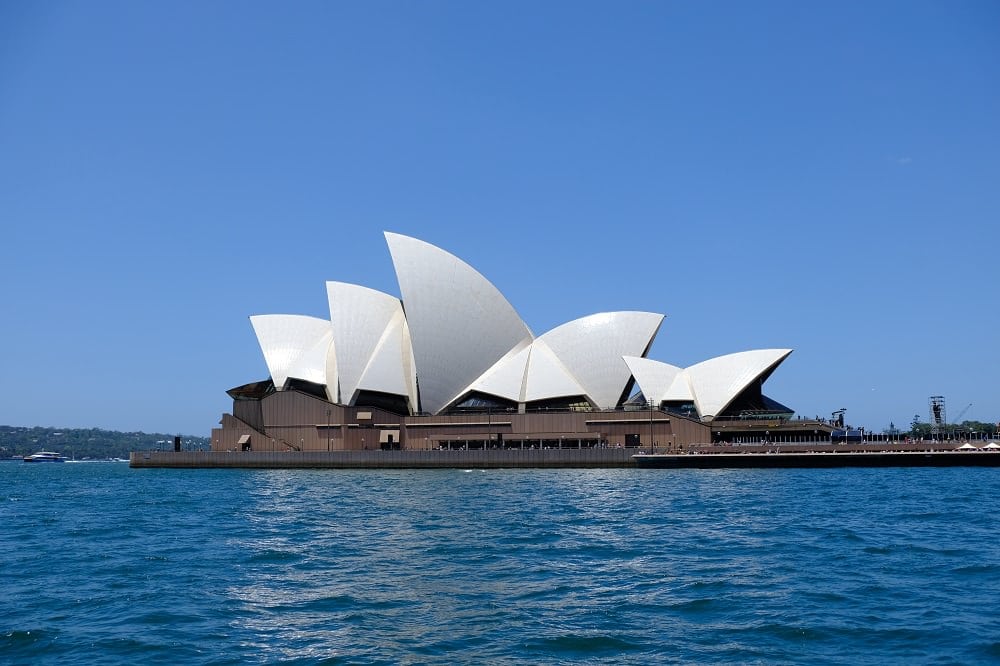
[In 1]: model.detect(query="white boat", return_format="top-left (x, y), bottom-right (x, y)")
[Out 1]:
top-left (23, 451), bottom-right (67, 462)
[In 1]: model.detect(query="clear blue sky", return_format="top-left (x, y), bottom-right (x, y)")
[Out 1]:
top-left (2, 1), bottom-right (997, 436)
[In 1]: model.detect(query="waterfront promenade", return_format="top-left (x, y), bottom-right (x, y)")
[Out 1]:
top-left (130, 448), bottom-right (636, 469)
top-left (131, 442), bottom-right (999, 469)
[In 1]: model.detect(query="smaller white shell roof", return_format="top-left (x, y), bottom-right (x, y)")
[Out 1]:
top-left (521, 339), bottom-right (587, 403)
top-left (355, 309), bottom-right (418, 412)
top-left (326, 281), bottom-right (409, 404)
top-left (685, 349), bottom-right (792, 419)
top-left (625, 349), bottom-right (792, 419)
top-left (461, 338), bottom-right (588, 405)
top-left (466, 341), bottom-right (532, 403)
top-left (662, 373), bottom-right (695, 402)
top-left (622, 356), bottom-right (684, 403)
top-left (460, 313), bottom-right (662, 409)
top-left (250, 314), bottom-right (334, 397)
top-left (539, 312), bottom-right (663, 409)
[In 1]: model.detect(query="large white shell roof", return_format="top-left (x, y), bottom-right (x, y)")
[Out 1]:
top-left (385, 232), bottom-right (534, 414)
top-left (245, 232), bottom-right (791, 417)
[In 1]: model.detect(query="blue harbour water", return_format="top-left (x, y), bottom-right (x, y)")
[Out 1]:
top-left (2, 463), bottom-right (999, 664)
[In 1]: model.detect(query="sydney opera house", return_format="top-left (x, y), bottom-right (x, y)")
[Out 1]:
top-left (211, 233), bottom-right (811, 452)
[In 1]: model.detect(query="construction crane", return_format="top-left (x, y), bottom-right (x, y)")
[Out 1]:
top-left (953, 403), bottom-right (972, 425)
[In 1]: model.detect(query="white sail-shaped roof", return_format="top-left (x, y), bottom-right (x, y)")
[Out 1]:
top-left (460, 313), bottom-right (660, 408)
top-left (326, 282), bottom-right (410, 404)
top-left (466, 341), bottom-right (532, 403)
top-left (249, 314), bottom-right (335, 398)
top-left (521, 339), bottom-right (588, 403)
top-left (243, 234), bottom-right (795, 421)
top-left (538, 312), bottom-right (663, 409)
top-left (625, 350), bottom-right (792, 419)
top-left (685, 349), bottom-right (792, 419)
top-left (623, 356), bottom-right (684, 403)
top-left (355, 310), bottom-right (419, 412)
top-left (385, 231), bottom-right (533, 414)
top-left (662, 372), bottom-right (695, 402)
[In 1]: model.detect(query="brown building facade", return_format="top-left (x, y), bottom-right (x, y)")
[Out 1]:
top-left (211, 388), bottom-right (711, 453)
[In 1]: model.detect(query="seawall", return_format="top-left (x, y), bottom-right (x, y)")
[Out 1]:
top-left (633, 451), bottom-right (1000, 469)
top-left (130, 445), bottom-right (1000, 470)
top-left (129, 448), bottom-right (636, 469)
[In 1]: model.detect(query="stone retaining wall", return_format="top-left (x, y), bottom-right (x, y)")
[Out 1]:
top-left (130, 448), bottom-right (637, 469)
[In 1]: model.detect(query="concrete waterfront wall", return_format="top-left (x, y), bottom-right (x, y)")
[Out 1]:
top-left (130, 448), bottom-right (638, 469)
top-left (634, 450), bottom-right (1000, 468)
top-left (131, 443), bottom-right (991, 469)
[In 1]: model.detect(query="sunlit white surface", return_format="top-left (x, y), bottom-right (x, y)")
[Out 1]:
top-left (355, 310), bottom-right (419, 412)
top-left (249, 315), bottom-right (334, 398)
top-left (684, 349), bottom-right (793, 419)
top-left (538, 312), bottom-right (663, 409)
top-left (462, 312), bottom-right (662, 408)
top-left (466, 341), bottom-right (532, 403)
top-left (521, 339), bottom-right (588, 403)
top-left (385, 231), bottom-right (533, 414)
top-left (326, 282), bottom-right (411, 405)
top-left (247, 235), bottom-right (790, 420)
top-left (463, 339), bottom-right (588, 405)
top-left (623, 356), bottom-right (684, 403)
top-left (662, 371), bottom-right (695, 402)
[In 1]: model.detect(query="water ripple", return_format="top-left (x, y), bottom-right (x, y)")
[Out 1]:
top-left (2, 464), bottom-right (1000, 663)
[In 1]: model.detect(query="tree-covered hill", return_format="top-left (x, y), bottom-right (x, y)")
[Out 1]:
top-left (0, 426), bottom-right (210, 460)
